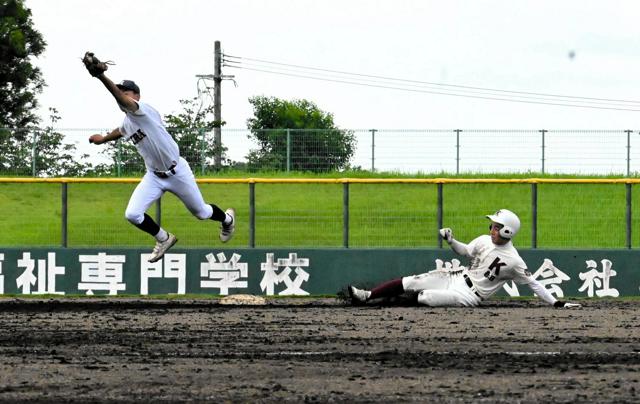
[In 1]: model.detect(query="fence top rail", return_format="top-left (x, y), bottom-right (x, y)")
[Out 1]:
top-left (2, 177), bottom-right (640, 184)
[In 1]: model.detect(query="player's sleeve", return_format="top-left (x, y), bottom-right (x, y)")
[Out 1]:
top-left (450, 239), bottom-right (471, 256)
top-left (507, 255), bottom-right (528, 282)
top-left (117, 100), bottom-right (144, 116)
top-left (512, 259), bottom-right (557, 305)
top-left (525, 277), bottom-right (557, 305)
top-left (118, 123), bottom-right (128, 137)
top-left (452, 235), bottom-right (484, 257)
top-left (450, 235), bottom-right (483, 257)
top-left (130, 101), bottom-right (146, 116)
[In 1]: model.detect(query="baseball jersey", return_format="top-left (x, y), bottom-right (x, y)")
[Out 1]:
top-left (463, 235), bottom-right (532, 298)
top-left (119, 101), bottom-right (180, 172)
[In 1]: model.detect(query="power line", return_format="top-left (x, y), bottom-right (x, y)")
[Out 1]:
top-left (223, 59), bottom-right (640, 112)
top-left (224, 59), bottom-right (637, 108)
top-left (223, 54), bottom-right (640, 105)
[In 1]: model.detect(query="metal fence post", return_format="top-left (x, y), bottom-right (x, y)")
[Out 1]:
top-left (116, 140), bottom-right (122, 177)
top-left (155, 199), bottom-right (161, 227)
top-left (370, 129), bottom-right (377, 172)
top-left (286, 129), bottom-right (291, 172)
top-left (625, 130), bottom-right (632, 177)
top-left (343, 182), bottom-right (349, 248)
top-left (454, 129), bottom-right (461, 175)
top-left (437, 183), bottom-right (443, 248)
top-left (531, 183), bottom-right (538, 249)
top-left (200, 128), bottom-right (206, 175)
top-left (32, 131), bottom-right (38, 177)
top-left (61, 182), bottom-right (68, 247)
top-left (539, 129), bottom-right (547, 174)
top-left (626, 183), bottom-right (632, 249)
top-left (249, 182), bottom-right (255, 248)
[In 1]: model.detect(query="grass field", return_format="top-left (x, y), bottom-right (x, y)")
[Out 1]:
top-left (1, 171), bottom-right (639, 248)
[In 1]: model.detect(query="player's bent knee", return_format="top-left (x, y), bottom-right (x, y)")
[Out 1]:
top-left (417, 290), bottom-right (437, 306)
top-left (124, 210), bottom-right (144, 225)
top-left (194, 210), bottom-right (210, 220)
top-left (191, 204), bottom-right (214, 220)
top-left (418, 290), bottom-right (467, 307)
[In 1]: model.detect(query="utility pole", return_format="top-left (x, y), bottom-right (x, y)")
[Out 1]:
top-left (196, 41), bottom-right (235, 171)
top-left (213, 41), bottom-right (222, 168)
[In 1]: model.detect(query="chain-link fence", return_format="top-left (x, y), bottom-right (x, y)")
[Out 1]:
top-left (1, 178), bottom-right (638, 249)
top-left (2, 128), bottom-right (638, 248)
top-left (1, 128), bottom-right (639, 176)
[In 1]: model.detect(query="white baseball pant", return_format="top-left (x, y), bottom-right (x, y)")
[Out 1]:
top-left (402, 271), bottom-right (482, 307)
top-left (125, 157), bottom-right (213, 224)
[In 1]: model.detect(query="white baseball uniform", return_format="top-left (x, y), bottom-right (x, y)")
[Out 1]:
top-left (403, 235), bottom-right (557, 307)
top-left (119, 101), bottom-right (213, 225)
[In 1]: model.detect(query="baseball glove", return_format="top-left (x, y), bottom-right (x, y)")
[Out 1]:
top-left (82, 51), bottom-right (114, 77)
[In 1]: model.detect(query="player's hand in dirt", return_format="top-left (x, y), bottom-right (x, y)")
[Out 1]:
top-left (554, 301), bottom-right (582, 309)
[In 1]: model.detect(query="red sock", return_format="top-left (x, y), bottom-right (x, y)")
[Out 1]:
top-left (370, 278), bottom-right (404, 299)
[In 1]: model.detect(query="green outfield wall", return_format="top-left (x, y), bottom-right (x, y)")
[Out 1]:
top-left (0, 248), bottom-right (636, 298)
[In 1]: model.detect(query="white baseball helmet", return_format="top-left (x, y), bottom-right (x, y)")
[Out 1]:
top-left (486, 209), bottom-right (521, 239)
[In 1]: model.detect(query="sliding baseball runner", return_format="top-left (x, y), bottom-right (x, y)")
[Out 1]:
top-left (349, 209), bottom-right (581, 308)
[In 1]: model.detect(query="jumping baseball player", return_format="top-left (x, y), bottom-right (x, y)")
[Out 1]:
top-left (349, 209), bottom-right (581, 308)
top-left (82, 52), bottom-right (235, 263)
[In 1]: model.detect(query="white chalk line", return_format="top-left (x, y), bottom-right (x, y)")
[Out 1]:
top-left (258, 351), bottom-right (640, 357)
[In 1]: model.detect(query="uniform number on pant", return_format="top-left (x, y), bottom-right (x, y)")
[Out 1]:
top-left (484, 257), bottom-right (507, 281)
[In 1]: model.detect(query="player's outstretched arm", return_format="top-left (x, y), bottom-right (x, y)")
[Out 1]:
top-left (528, 278), bottom-right (581, 308)
top-left (89, 128), bottom-right (122, 145)
top-left (81, 51), bottom-right (138, 113)
top-left (439, 228), bottom-right (470, 256)
top-left (96, 75), bottom-right (139, 113)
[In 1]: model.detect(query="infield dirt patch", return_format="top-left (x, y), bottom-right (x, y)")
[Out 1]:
top-left (0, 297), bottom-right (636, 402)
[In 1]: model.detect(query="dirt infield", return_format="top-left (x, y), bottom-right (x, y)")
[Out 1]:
top-left (0, 297), bottom-right (637, 403)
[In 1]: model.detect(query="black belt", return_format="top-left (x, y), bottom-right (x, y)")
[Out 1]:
top-left (153, 164), bottom-right (177, 179)
top-left (463, 274), bottom-right (482, 299)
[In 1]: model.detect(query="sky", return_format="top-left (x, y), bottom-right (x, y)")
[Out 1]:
top-left (24, 0), bottom-right (640, 132)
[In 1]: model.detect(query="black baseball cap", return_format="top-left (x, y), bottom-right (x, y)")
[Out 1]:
top-left (116, 80), bottom-right (140, 94)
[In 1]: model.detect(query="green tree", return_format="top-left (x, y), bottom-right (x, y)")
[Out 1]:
top-left (0, 108), bottom-right (99, 176)
top-left (97, 135), bottom-right (145, 176)
top-left (0, 0), bottom-right (46, 129)
top-left (246, 96), bottom-right (355, 172)
top-left (34, 108), bottom-right (97, 177)
top-left (0, 0), bottom-right (50, 175)
top-left (164, 97), bottom-right (229, 171)
top-left (0, 126), bottom-right (31, 174)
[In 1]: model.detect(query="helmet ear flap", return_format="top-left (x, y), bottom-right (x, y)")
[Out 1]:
top-left (486, 209), bottom-right (520, 240)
